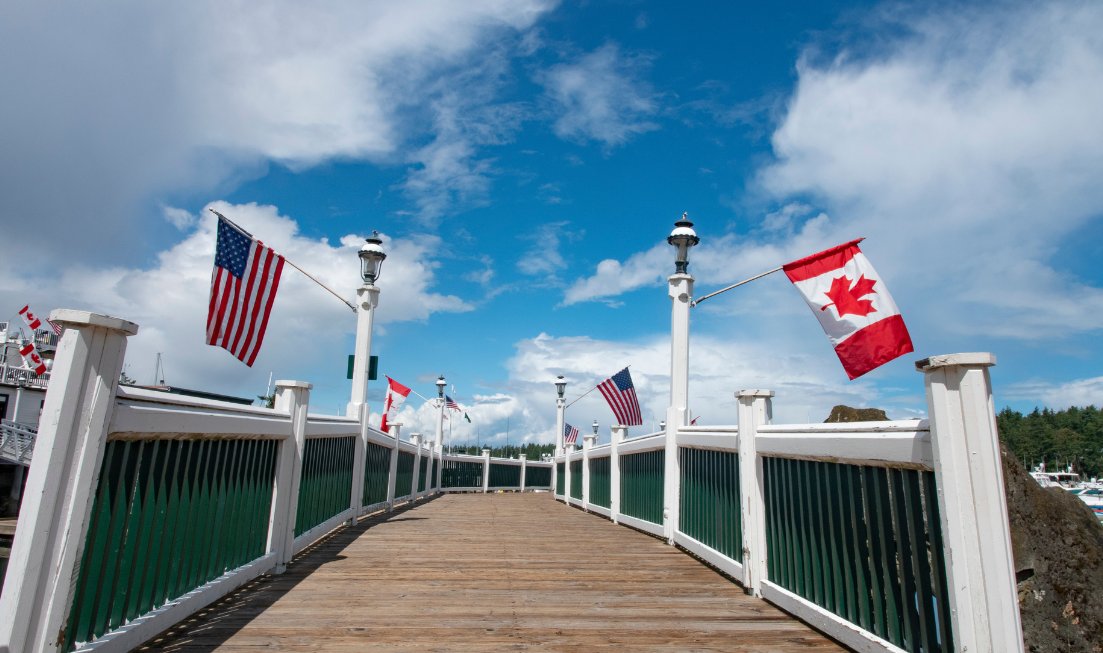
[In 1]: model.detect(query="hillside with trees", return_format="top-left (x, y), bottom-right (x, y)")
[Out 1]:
top-left (997, 405), bottom-right (1103, 477)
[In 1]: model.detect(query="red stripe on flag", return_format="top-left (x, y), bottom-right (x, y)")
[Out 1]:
top-left (245, 256), bottom-right (283, 367)
top-left (228, 244), bottom-right (264, 357)
top-left (234, 246), bottom-right (274, 361)
top-left (782, 238), bottom-right (865, 283)
top-left (833, 314), bottom-right (914, 380)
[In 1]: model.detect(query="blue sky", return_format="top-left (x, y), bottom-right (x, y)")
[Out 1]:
top-left (2, 0), bottom-right (1102, 446)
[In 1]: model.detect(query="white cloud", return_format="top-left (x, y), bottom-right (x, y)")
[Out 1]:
top-left (758, 0), bottom-right (1103, 339)
top-left (1002, 376), bottom-right (1103, 410)
top-left (564, 1), bottom-right (1103, 342)
top-left (0, 0), bottom-right (557, 266)
top-left (538, 42), bottom-right (660, 147)
top-left (7, 201), bottom-right (471, 400)
top-left (516, 221), bottom-right (578, 277)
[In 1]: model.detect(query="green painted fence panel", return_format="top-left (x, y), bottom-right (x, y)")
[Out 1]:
top-left (362, 442), bottom-right (391, 507)
top-left (442, 459), bottom-right (483, 488)
top-left (294, 436), bottom-right (355, 537)
top-left (589, 456), bottom-right (611, 509)
top-left (620, 449), bottom-right (664, 524)
top-left (417, 456), bottom-right (428, 492)
top-left (394, 451), bottom-right (416, 498)
top-left (65, 438), bottom-right (278, 651)
top-left (569, 460), bottom-right (583, 499)
top-left (526, 465), bottom-right (551, 487)
top-left (430, 458), bottom-right (438, 489)
top-left (556, 462), bottom-right (565, 495)
top-left (678, 447), bottom-right (741, 562)
top-left (488, 463), bottom-right (521, 488)
top-left (763, 457), bottom-right (953, 653)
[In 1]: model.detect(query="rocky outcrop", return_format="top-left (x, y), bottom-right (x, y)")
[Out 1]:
top-left (1003, 443), bottom-right (1103, 652)
top-left (823, 405), bottom-right (889, 423)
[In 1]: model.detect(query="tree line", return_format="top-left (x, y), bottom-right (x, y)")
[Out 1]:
top-left (997, 405), bottom-right (1103, 478)
top-left (444, 443), bottom-right (556, 460)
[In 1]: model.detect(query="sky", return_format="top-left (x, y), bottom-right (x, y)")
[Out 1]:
top-left (2, 0), bottom-right (1102, 447)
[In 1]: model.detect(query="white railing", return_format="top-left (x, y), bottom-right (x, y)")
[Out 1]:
top-left (0, 311), bottom-right (453, 653)
top-left (0, 419), bottom-right (36, 466)
top-left (555, 353), bottom-right (1022, 653)
top-left (0, 364), bottom-right (49, 390)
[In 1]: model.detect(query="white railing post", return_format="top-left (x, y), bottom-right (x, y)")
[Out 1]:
top-left (519, 454), bottom-right (527, 492)
top-left (482, 448), bottom-right (490, 493)
top-left (385, 423), bottom-right (401, 511)
top-left (736, 389), bottom-right (773, 597)
top-left (347, 282), bottom-right (379, 416)
top-left (610, 426), bottom-right (625, 524)
top-left (582, 431), bottom-right (595, 511)
top-left (410, 434), bottom-right (422, 498)
top-left (564, 442), bottom-right (576, 503)
top-left (666, 271), bottom-right (693, 544)
top-left (0, 310), bottom-right (137, 653)
top-left (918, 353), bottom-right (1023, 653)
top-left (349, 402), bottom-right (368, 523)
top-left (270, 380), bottom-right (311, 574)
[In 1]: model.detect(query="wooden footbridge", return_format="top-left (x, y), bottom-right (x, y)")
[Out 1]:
top-left (0, 312), bottom-right (1025, 653)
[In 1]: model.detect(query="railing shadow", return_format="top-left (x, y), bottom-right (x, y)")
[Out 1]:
top-left (138, 495), bottom-right (442, 651)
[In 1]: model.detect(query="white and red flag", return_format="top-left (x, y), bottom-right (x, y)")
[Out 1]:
top-left (19, 305), bottom-right (62, 336)
top-left (380, 376), bottom-right (412, 433)
top-left (783, 239), bottom-right (913, 380)
top-left (19, 342), bottom-right (47, 375)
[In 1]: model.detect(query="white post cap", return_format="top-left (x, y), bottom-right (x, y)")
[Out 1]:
top-left (49, 309), bottom-right (138, 335)
top-left (915, 353), bottom-right (997, 372)
top-left (735, 389), bottom-right (775, 398)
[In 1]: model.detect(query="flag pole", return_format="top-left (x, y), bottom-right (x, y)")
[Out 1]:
top-left (209, 209), bottom-right (356, 312)
top-left (690, 266), bottom-right (783, 307)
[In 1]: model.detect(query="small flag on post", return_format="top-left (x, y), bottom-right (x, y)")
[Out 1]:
top-left (564, 422), bottom-right (579, 445)
top-left (206, 214), bottom-right (285, 367)
top-left (464, 413), bottom-right (471, 423)
top-left (445, 395), bottom-right (459, 411)
top-left (19, 342), bottom-right (46, 375)
top-left (380, 376), bottom-right (411, 433)
top-left (597, 367), bottom-right (643, 426)
top-left (19, 306), bottom-right (63, 337)
top-left (783, 239), bottom-right (914, 379)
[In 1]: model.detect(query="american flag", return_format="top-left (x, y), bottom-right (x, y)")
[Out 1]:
top-left (563, 422), bottom-right (579, 445)
top-left (206, 214), bottom-right (285, 366)
top-left (597, 367), bottom-right (643, 426)
top-left (445, 395), bottom-right (459, 411)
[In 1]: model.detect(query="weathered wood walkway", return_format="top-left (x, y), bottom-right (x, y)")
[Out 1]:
top-left (138, 494), bottom-right (845, 652)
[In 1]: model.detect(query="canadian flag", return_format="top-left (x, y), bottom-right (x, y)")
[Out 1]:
top-left (380, 376), bottom-right (412, 434)
top-left (18, 305), bottom-right (41, 330)
top-left (783, 239), bottom-right (914, 380)
top-left (20, 342), bottom-right (47, 375)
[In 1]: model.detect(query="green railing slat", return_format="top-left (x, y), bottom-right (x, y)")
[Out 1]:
top-left (65, 439), bottom-right (279, 651)
top-left (589, 457), bottom-right (611, 508)
top-left (620, 450), bottom-right (663, 524)
top-left (677, 448), bottom-right (741, 561)
top-left (526, 465), bottom-right (551, 487)
top-left (762, 457), bottom-right (953, 653)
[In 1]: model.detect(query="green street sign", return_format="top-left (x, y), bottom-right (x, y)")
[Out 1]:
top-left (347, 355), bottom-right (379, 381)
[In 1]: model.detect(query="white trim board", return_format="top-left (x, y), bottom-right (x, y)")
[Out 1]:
top-left (616, 513), bottom-right (664, 538)
top-left (673, 530), bottom-right (744, 581)
top-left (73, 553), bottom-right (277, 653)
top-left (292, 509), bottom-right (353, 556)
top-left (760, 580), bottom-right (906, 653)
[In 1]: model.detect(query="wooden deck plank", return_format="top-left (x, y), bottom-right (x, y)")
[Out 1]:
top-left (138, 494), bottom-right (845, 652)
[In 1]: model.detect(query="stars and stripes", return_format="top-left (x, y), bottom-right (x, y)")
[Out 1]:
top-left (206, 214), bottom-right (285, 367)
top-left (564, 422), bottom-right (579, 445)
top-left (445, 395), bottom-right (459, 411)
top-left (597, 367), bottom-right (643, 426)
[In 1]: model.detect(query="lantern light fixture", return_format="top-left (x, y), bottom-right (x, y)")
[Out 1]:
top-left (436, 375), bottom-right (446, 398)
top-left (555, 374), bottom-right (566, 399)
top-left (666, 213), bottom-right (700, 274)
top-left (359, 231), bottom-right (386, 284)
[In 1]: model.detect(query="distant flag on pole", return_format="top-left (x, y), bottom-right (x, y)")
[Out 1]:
top-left (783, 239), bottom-right (914, 380)
top-left (19, 342), bottom-right (46, 375)
top-left (464, 413), bottom-right (471, 423)
top-left (380, 376), bottom-right (411, 433)
top-left (19, 306), bottom-right (63, 337)
top-left (206, 214), bottom-right (285, 367)
top-left (597, 367), bottom-right (643, 426)
top-left (563, 422), bottom-right (579, 445)
top-left (445, 395), bottom-right (460, 411)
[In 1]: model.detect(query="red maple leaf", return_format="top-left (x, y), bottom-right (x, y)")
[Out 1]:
top-left (821, 274), bottom-right (878, 317)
